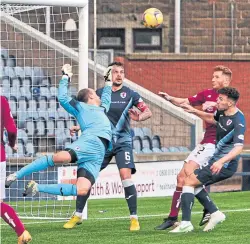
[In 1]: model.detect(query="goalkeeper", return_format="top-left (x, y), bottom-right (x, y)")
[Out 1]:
top-left (6, 64), bottom-right (112, 200)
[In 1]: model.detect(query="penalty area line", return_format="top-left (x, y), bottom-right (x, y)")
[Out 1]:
top-left (1, 208), bottom-right (250, 226)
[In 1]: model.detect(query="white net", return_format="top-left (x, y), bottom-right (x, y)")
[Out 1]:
top-left (1, 2), bottom-right (202, 219)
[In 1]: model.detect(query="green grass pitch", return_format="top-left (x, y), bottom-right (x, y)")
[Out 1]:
top-left (1, 191), bottom-right (250, 244)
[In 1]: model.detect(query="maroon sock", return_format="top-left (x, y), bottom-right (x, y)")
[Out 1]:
top-left (169, 187), bottom-right (183, 218)
top-left (1, 202), bottom-right (25, 237)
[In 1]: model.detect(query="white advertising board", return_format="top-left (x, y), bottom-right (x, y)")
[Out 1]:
top-left (58, 161), bottom-right (184, 200)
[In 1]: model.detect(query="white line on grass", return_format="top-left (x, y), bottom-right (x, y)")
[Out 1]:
top-left (1, 208), bottom-right (250, 226)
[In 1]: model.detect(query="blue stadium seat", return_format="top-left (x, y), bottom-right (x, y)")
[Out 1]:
top-left (178, 146), bottom-right (190, 152)
top-left (37, 98), bottom-right (48, 120)
top-left (0, 47), bottom-right (8, 59)
top-left (56, 130), bottom-right (66, 150)
top-left (25, 120), bottom-right (36, 136)
top-left (33, 67), bottom-right (44, 85)
top-left (142, 135), bottom-right (152, 150)
top-left (152, 148), bottom-right (162, 153)
top-left (10, 86), bottom-right (20, 100)
top-left (17, 129), bottom-right (28, 145)
top-left (1, 76), bottom-right (11, 87)
top-left (1, 85), bottom-right (10, 99)
top-left (57, 107), bottom-right (69, 120)
top-left (64, 128), bottom-right (77, 141)
top-left (25, 140), bottom-right (35, 157)
top-left (20, 86), bottom-right (32, 100)
top-left (133, 127), bottom-right (144, 139)
top-left (168, 147), bottom-right (180, 152)
top-left (133, 136), bottom-right (142, 154)
top-left (40, 77), bottom-right (51, 87)
top-left (5, 145), bottom-right (13, 157)
top-left (47, 108), bottom-right (58, 120)
top-left (16, 141), bottom-right (25, 157)
top-left (28, 98), bottom-right (38, 112)
top-left (152, 135), bottom-right (161, 149)
top-left (142, 127), bottom-right (152, 138)
top-left (22, 77), bottom-right (32, 87)
top-left (14, 67), bottom-right (25, 79)
top-left (48, 97), bottom-right (58, 109)
top-left (9, 97), bottom-right (17, 117)
top-left (47, 119), bottom-right (55, 136)
top-left (18, 97), bottom-right (28, 111)
top-left (4, 66), bottom-right (15, 79)
top-left (40, 86), bottom-right (51, 99)
top-left (0, 67), bottom-right (5, 79)
top-left (36, 119), bottom-right (46, 136)
top-left (23, 67), bottom-right (34, 80)
top-left (69, 86), bottom-right (78, 97)
top-left (161, 147), bottom-right (170, 152)
top-left (50, 86), bottom-right (57, 98)
top-left (12, 77), bottom-right (22, 88)
top-left (17, 111), bottom-right (28, 128)
top-left (0, 57), bottom-right (5, 67)
top-left (6, 55), bottom-right (16, 67)
top-left (142, 148), bottom-right (153, 153)
top-left (64, 138), bottom-right (72, 149)
top-left (56, 120), bottom-right (65, 130)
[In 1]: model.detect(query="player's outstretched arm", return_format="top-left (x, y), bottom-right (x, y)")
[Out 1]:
top-left (158, 91), bottom-right (190, 107)
top-left (58, 64), bottom-right (79, 117)
top-left (181, 103), bottom-right (216, 124)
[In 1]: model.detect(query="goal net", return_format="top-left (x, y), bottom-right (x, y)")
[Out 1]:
top-left (1, 1), bottom-right (202, 220)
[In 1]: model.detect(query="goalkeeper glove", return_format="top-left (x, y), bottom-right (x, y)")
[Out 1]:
top-left (62, 64), bottom-right (73, 81)
top-left (103, 66), bottom-right (113, 86)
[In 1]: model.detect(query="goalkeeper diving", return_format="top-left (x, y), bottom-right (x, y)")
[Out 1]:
top-left (6, 64), bottom-right (113, 198)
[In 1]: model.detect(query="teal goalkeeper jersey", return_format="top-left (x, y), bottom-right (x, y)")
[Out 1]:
top-left (58, 77), bottom-right (112, 142)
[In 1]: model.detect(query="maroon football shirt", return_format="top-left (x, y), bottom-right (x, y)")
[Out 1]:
top-left (188, 89), bottom-right (218, 144)
top-left (0, 96), bottom-right (17, 162)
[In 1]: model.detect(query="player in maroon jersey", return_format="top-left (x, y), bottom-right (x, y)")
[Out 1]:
top-left (0, 96), bottom-right (32, 244)
top-left (155, 65), bottom-right (232, 230)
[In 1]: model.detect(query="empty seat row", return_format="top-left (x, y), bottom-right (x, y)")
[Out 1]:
top-left (133, 135), bottom-right (189, 154)
top-left (0, 66), bottom-right (45, 85)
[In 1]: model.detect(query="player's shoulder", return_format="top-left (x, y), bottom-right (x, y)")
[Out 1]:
top-left (235, 109), bottom-right (245, 122)
top-left (0, 95), bottom-right (8, 104)
top-left (200, 88), bottom-right (217, 95)
top-left (96, 87), bottom-right (104, 95)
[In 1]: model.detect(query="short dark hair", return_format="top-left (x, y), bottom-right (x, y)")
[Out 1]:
top-left (218, 87), bottom-right (240, 102)
top-left (108, 61), bottom-right (124, 68)
top-left (77, 88), bottom-right (90, 103)
top-left (214, 65), bottom-right (232, 81)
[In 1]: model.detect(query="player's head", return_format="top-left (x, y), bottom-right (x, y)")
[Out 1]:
top-left (212, 65), bottom-right (232, 90)
top-left (77, 88), bottom-right (101, 105)
top-left (108, 62), bottom-right (125, 87)
top-left (216, 87), bottom-right (239, 111)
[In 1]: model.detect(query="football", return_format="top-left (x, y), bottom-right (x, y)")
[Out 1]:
top-left (142, 8), bottom-right (163, 29)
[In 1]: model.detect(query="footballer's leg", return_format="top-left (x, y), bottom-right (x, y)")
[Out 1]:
top-left (63, 154), bottom-right (112, 229)
top-left (116, 147), bottom-right (139, 231)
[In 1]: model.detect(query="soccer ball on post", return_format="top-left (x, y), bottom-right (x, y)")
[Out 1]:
top-left (142, 8), bottom-right (163, 29)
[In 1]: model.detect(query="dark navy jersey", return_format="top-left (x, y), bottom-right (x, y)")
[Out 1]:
top-left (214, 109), bottom-right (245, 146)
top-left (210, 109), bottom-right (246, 169)
top-left (96, 86), bottom-right (142, 141)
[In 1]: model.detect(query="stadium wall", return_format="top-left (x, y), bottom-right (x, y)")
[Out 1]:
top-left (122, 56), bottom-right (250, 145)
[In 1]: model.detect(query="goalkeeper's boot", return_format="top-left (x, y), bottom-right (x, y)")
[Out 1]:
top-left (203, 210), bottom-right (225, 232)
top-left (169, 222), bottom-right (193, 233)
top-left (18, 230), bottom-right (32, 244)
top-left (5, 173), bottom-right (17, 188)
top-left (154, 216), bottom-right (178, 230)
top-left (63, 215), bottom-right (82, 229)
top-left (23, 181), bottom-right (38, 197)
top-left (130, 217), bottom-right (140, 231)
top-left (199, 208), bottom-right (211, 226)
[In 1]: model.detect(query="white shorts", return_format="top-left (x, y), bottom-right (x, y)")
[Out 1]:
top-left (185, 143), bottom-right (215, 167)
top-left (0, 161), bottom-right (6, 199)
